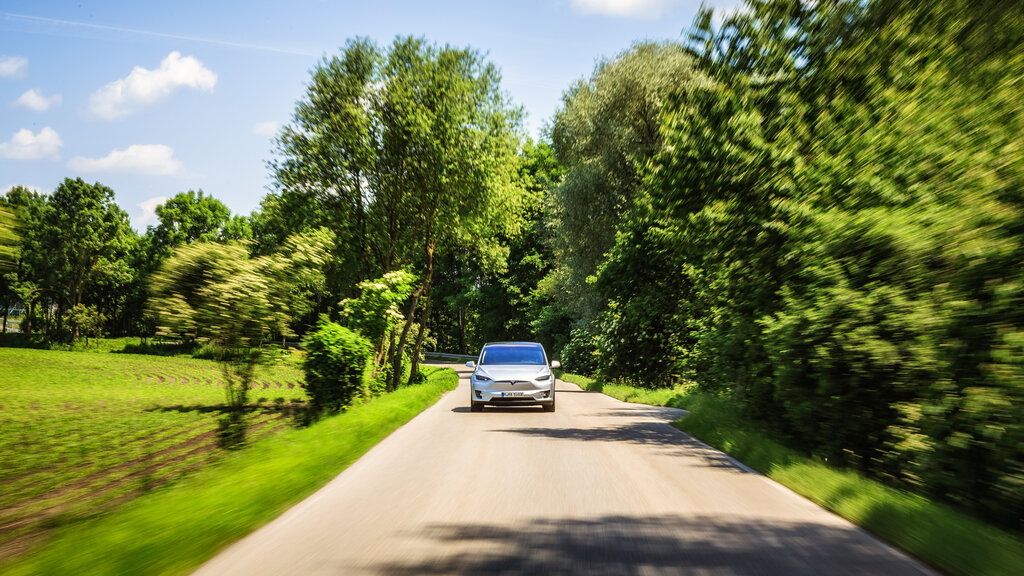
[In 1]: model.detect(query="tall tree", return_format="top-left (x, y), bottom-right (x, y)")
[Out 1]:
top-left (547, 42), bottom-right (708, 330)
top-left (148, 190), bottom-right (241, 255)
top-left (35, 178), bottom-right (135, 338)
top-left (273, 36), bottom-right (528, 390)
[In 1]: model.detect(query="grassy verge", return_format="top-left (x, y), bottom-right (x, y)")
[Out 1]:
top-left (3, 366), bottom-right (458, 576)
top-left (558, 371), bottom-right (1024, 576)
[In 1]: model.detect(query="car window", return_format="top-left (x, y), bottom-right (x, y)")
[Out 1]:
top-left (480, 345), bottom-right (546, 365)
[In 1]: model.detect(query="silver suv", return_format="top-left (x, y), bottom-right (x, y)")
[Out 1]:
top-left (466, 342), bottom-right (560, 412)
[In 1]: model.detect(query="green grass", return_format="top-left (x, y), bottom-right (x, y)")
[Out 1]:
top-left (559, 371), bottom-right (1024, 576)
top-left (0, 348), bottom-right (308, 563)
top-left (3, 361), bottom-right (457, 576)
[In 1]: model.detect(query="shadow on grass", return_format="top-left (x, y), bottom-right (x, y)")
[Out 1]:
top-left (117, 341), bottom-right (199, 357)
top-left (147, 401), bottom-right (315, 447)
top-left (373, 513), bottom-right (928, 576)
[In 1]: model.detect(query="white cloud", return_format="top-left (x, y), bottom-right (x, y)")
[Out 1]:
top-left (68, 144), bottom-right (184, 175)
top-left (135, 195), bottom-right (167, 228)
top-left (0, 56), bottom-right (28, 77)
top-left (88, 51), bottom-right (217, 120)
top-left (13, 89), bottom-right (62, 112)
top-left (251, 121), bottom-right (280, 138)
top-left (0, 127), bottom-right (63, 160)
top-left (571, 0), bottom-right (683, 19)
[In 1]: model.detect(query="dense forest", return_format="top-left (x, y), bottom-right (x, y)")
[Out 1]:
top-left (1, 0), bottom-right (1022, 527)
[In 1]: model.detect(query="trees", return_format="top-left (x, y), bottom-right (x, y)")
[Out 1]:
top-left (547, 42), bottom-right (708, 328)
top-left (148, 190), bottom-right (239, 257)
top-left (272, 36), bottom-right (529, 390)
top-left (148, 233), bottom-right (330, 442)
top-left (572, 0), bottom-right (1024, 525)
top-left (1, 187), bottom-right (45, 336)
top-left (0, 205), bottom-right (17, 276)
top-left (34, 178), bottom-right (136, 338)
top-left (0, 180), bottom-right (136, 340)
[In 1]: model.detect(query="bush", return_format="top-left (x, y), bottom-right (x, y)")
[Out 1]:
top-left (559, 327), bottom-right (599, 376)
top-left (66, 304), bottom-right (106, 344)
top-left (302, 320), bottom-right (371, 412)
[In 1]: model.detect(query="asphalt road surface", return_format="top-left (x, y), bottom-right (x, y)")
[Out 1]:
top-left (193, 363), bottom-right (935, 575)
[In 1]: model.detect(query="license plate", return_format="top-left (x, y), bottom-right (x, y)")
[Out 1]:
top-left (501, 392), bottom-right (524, 398)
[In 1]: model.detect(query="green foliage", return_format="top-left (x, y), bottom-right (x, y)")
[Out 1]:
top-left (148, 235), bottom-right (329, 429)
top-left (65, 303), bottom-right (106, 344)
top-left (571, 0), bottom-right (1024, 527)
top-left (558, 327), bottom-right (599, 377)
top-left (431, 139), bottom-right (563, 354)
top-left (0, 204), bottom-right (19, 275)
top-left (340, 270), bottom-right (417, 353)
top-left (547, 42), bottom-right (709, 326)
top-left (302, 320), bottom-right (372, 411)
top-left (33, 179), bottom-right (136, 340)
top-left (148, 190), bottom-right (236, 256)
top-left (274, 35), bottom-right (529, 390)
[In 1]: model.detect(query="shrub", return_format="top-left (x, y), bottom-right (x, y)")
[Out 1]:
top-left (66, 304), bottom-right (106, 344)
top-left (302, 320), bottom-right (371, 412)
top-left (559, 327), bottom-right (599, 376)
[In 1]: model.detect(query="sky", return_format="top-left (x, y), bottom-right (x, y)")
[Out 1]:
top-left (0, 0), bottom-right (741, 231)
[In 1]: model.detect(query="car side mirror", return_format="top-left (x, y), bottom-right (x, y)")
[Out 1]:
top-left (550, 360), bottom-right (561, 369)
top-left (466, 361), bottom-right (475, 368)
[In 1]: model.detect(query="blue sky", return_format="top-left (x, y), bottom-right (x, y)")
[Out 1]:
top-left (1, 0), bottom-right (739, 230)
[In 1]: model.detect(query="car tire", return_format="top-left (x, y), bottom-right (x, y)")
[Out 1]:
top-left (543, 399), bottom-right (555, 412)
top-left (470, 402), bottom-right (484, 412)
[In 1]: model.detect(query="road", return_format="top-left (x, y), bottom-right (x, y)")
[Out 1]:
top-left (193, 363), bottom-right (934, 575)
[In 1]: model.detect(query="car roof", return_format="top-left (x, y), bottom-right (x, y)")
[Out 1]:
top-left (482, 341), bottom-right (543, 347)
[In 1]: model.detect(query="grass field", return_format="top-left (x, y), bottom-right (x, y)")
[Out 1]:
top-left (0, 347), bottom-right (307, 563)
top-left (3, 363), bottom-right (457, 576)
top-left (557, 371), bottom-right (1024, 576)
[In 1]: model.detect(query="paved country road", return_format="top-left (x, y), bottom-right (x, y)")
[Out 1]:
top-left (193, 363), bottom-right (935, 575)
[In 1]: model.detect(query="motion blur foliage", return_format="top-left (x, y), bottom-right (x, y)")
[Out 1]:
top-left (303, 319), bottom-right (372, 412)
top-left (585, 0), bottom-right (1024, 526)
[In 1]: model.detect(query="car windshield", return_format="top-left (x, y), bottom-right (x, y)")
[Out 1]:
top-left (480, 345), bottom-right (546, 365)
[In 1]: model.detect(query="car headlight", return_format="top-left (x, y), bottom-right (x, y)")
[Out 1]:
top-left (475, 374), bottom-right (491, 382)
top-left (536, 374), bottom-right (551, 381)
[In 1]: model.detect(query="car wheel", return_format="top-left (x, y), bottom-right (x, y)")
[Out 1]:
top-left (543, 399), bottom-right (555, 412)
top-left (470, 403), bottom-right (484, 412)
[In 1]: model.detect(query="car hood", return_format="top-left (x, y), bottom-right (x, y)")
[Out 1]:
top-left (476, 365), bottom-right (550, 381)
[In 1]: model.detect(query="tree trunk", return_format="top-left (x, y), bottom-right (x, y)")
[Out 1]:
top-left (388, 244), bottom-right (435, 392)
top-left (24, 301), bottom-right (33, 338)
top-left (407, 285), bottom-right (433, 385)
top-left (457, 307), bottom-right (466, 355)
top-left (389, 286), bottom-right (422, 392)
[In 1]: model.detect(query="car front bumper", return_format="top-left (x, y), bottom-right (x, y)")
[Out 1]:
top-left (472, 380), bottom-right (554, 404)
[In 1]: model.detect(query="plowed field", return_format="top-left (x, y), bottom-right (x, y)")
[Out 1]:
top-left (0, 348), bottom-right (307, 561)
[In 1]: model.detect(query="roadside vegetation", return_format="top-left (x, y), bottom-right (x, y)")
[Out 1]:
top-left (560, 371), bottom-right (1024, 576)
top-left (1, 0), bottom-right (1021, 571)
top-left (3, 363), bottom-right (457, 576)
top-left (0, 347), bottom-right (306, 565)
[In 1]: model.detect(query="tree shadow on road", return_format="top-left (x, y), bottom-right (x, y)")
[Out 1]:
top-left (491, 422), bottom-right (752, 473)
top-left (373, 513), bottom-right (926, 576)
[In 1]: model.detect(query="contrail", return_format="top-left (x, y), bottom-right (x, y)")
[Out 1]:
top-left (1, 12), bottom-right (321, 57)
